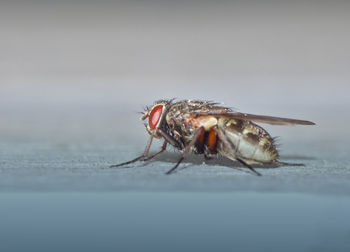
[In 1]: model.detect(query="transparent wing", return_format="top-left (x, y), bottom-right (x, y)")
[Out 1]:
top-left (194, 112), bottom-right (315, 125)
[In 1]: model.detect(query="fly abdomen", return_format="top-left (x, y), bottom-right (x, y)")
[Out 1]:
top-left (217, 118), bottom-right (279, 163)
top-left (193, 128), bottom-right (218, 155)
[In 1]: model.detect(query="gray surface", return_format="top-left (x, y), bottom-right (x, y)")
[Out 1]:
top-left (1, 93), bottom-right (349, 252)
top-left (1, 103), bottom-right (349, 252)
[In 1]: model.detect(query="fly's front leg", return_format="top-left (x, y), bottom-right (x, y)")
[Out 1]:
top-left (217, 128), bottom-right (262, 176)
top-left (158, 128), bottom-right (183, 150)
top-left (143, 141), bottom-right (167, 161)
top-left (110, 136), bottom-right (154, 168)
top-left (166, 127), bottom-right (205, 175)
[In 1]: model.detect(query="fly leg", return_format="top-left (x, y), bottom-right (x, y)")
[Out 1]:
top-left (236, 158), bottom-right (261, 176)
top-left (110, 136), bottom-right (154, 168)
top-left (158, 128), bottom-right (183, 150)
top-left (217, 128), bottom-right (262, 176)
top-left (143, 141), bottom-right (167, 161)
top-left (165, 127), bottom-right (205, 175)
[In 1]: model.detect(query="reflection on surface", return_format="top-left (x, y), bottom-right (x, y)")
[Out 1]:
top-left (1, 192), bottom-right (350, 252)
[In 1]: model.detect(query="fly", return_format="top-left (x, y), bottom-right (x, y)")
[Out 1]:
top-left (110, 99), bottom-right (315, 176)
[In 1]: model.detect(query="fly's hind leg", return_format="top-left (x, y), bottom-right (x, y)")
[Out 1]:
top-left (217, 128), bottom-right (262, 176)
top-left (273, 160), bottom-right (305, 167)
top-left (110, 136), bottom-right (154, 168)
top-left (236, 158), bottom-right (262, 176)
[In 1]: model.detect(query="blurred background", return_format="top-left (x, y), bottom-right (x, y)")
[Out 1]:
top-left (0, 0), bottom-right (349, 143)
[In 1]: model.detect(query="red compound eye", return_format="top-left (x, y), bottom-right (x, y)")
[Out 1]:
top-left (149, 105), bottom-right (163, 129)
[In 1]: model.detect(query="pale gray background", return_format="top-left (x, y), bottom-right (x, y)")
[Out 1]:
top-left (0, 1), bottom-right (350, 251)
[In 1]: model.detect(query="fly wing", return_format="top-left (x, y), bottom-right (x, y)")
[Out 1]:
top-left (194, 112), bottom-right (315, 125)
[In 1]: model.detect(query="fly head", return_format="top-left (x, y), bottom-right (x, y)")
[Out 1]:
top-left (141, 100), bottom-right (173, 138)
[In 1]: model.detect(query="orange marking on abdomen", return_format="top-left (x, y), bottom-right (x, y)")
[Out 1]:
top-left (197, 128), bottom-right (205, 144)
top-left (208, 128), bottom-right (217, 150)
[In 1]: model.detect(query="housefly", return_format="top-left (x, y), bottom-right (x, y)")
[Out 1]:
top-left (110, 99), bottom-right (315, 176)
